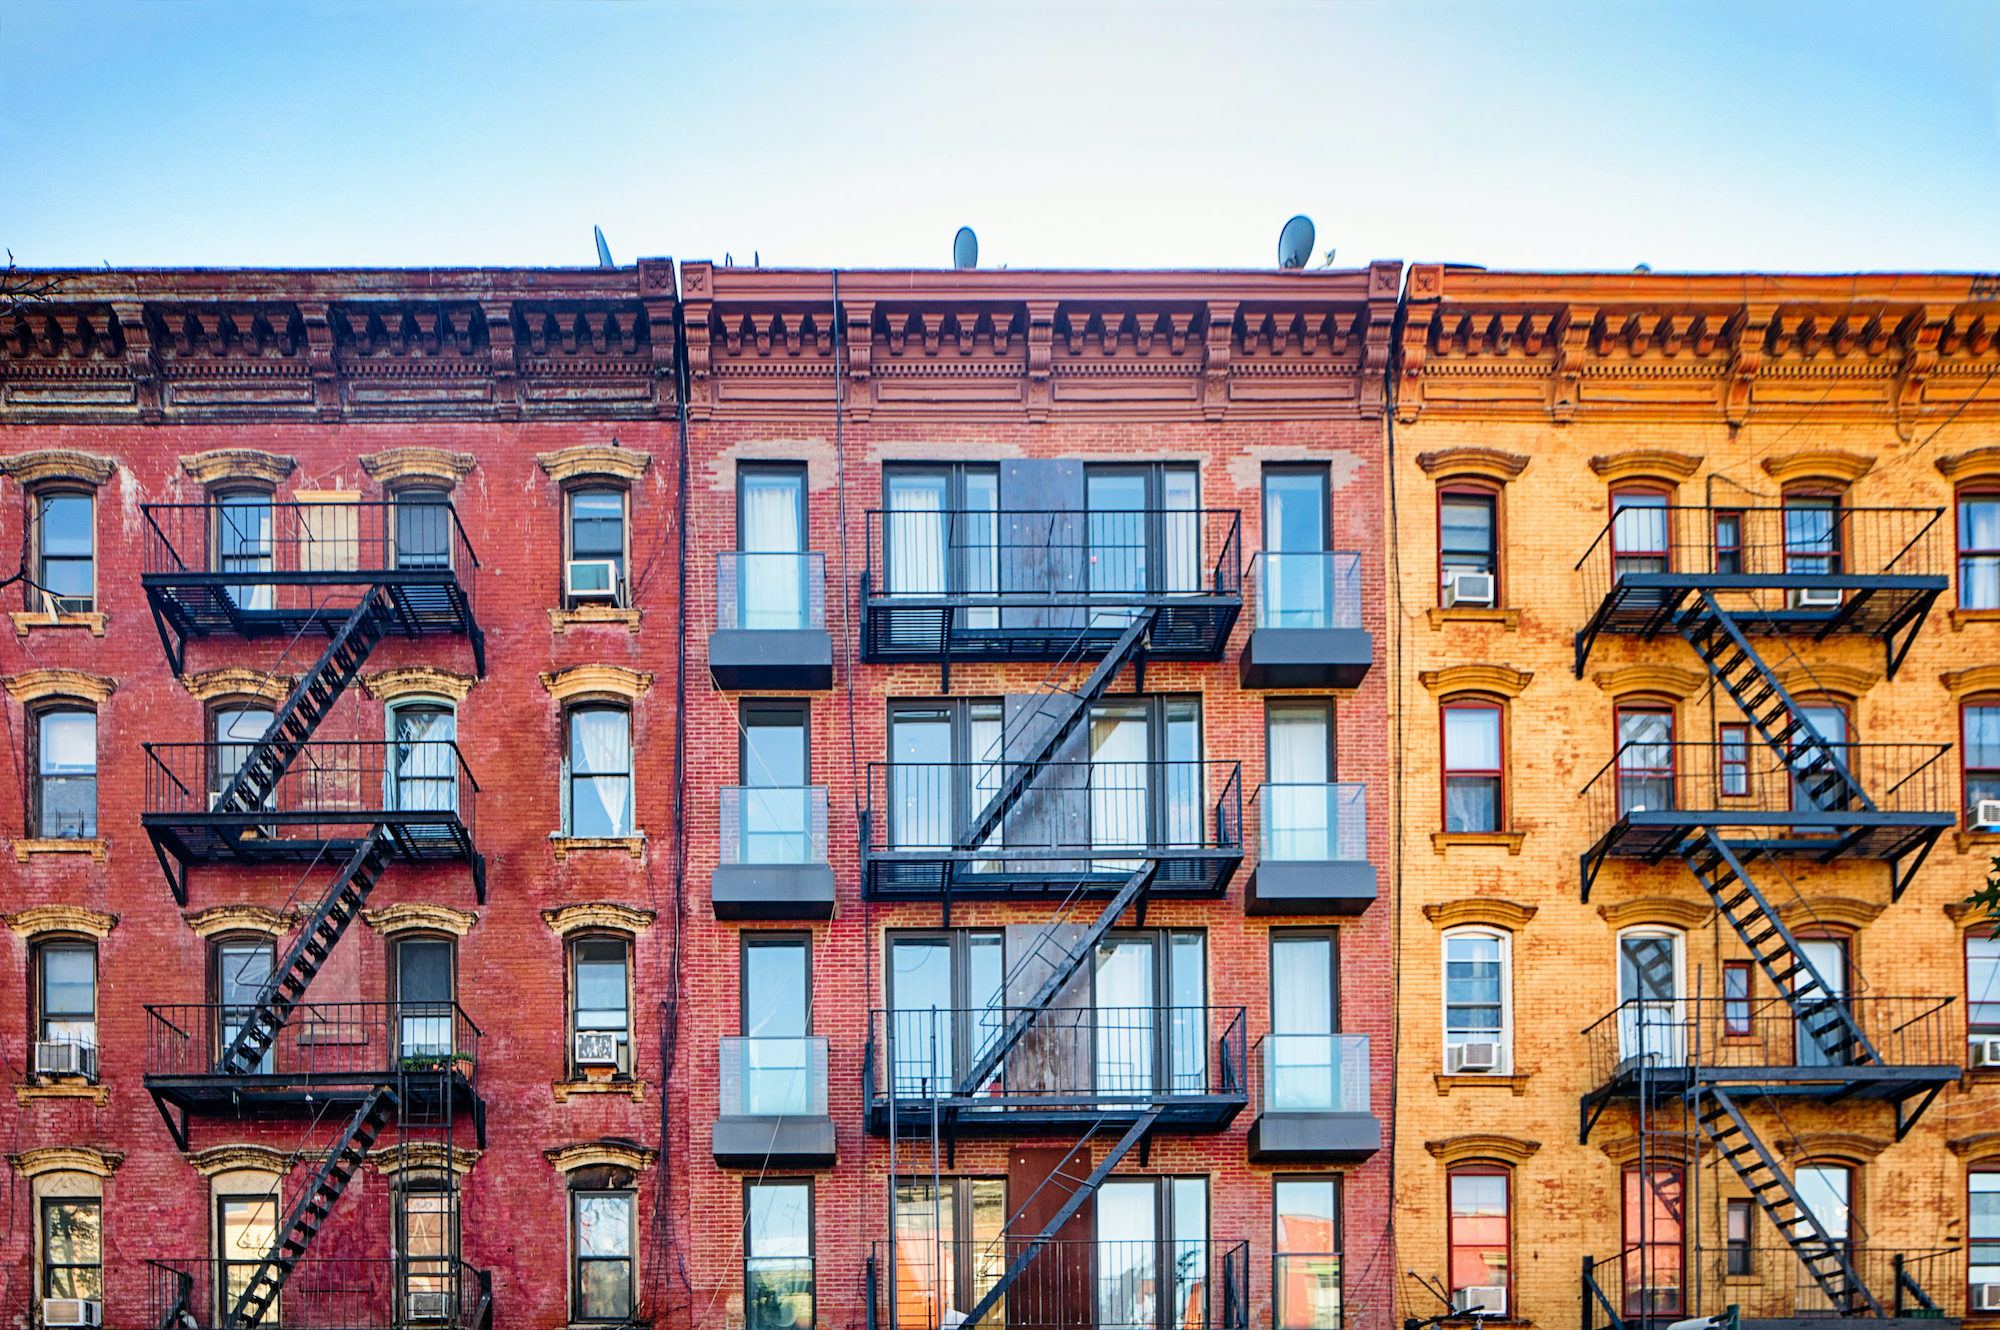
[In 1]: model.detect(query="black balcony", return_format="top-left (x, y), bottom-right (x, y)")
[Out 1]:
top-left (712, 785), bottom-right (835, 920)
top-left (1585, 1246), bottom-right (1960, 1330)
top-left (1241, 551), bottom-right (1372, 688)
top-left (862, 760), bottom-right (1242, 900)
top-left (869, 1238), bottom-right (1250, 1330)
top-left (143, 740), bottom-right (482, 893)
top-left (141, 500), bottom-right (483, 673)
top-left (709, 552), bottom-right (833, 689)
top-left (866, 1005), bottom-right (1247, 1134)
top-left (148, 1257), bottom-right (493, 1330)
top-left (861, 507), bottom-right (1242, 665)
top-left (1574, 505), bottom-right (1946, 675)
top-left (1578, 740), bottom-right (1952, 895)
top-left (1247, 782), bottom-right (1375, 916)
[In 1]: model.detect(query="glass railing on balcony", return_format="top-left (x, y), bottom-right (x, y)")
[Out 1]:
top-left (1580, 995), bottom-right (1958, 1089)
top-left (1257, 1033), bottom-right (1370, 1115)
top-left (717, 551), bottom-right (827, 631)
top-left (872, 1238), bottom-right (1250, 1330)
top-left (1256, 783), bottom-right (1366, 862)
top-left (719, 1035), bottom-right (830, 1118)
top-left (1252, 551), bottom-right (1362, 630)
top-left (144, 1001), bottom-right (482, 1084)
top-left (719, 786), bottom-right (829, 866)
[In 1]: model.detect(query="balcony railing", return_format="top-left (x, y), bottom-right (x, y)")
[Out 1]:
top-left (1255, 783), bottom-right (1366, 863)
top-left (863, 760), bottom-right (1242, 897)
top-left (719, 786), bottom-right (830, 866)
top-left (147, 1257), bottom-right (493, 1330)
top-left (1255, 1034), bottom-right (1370, 1116)
top-left (719, 1035), bottom-right (829, 1117)
top-left (717, 551), bottom-right (827, 631)
top-left (1577, 504), bottom-right (1947, 596)
top-left (868, 1005), bottom-right (1247, 1129)
top-left (872, 1238), bottom-right (1250, 1330)
top-left (1252, 552), bottom-right (1362, 631)
top-left (1586, 1246), bottom-right (1959, 1327)
top-left (1580, 996), bottom-right (1959, 1092)
top-left (145, 1001), bottom-right (482, 1086)
top-left (143, 499), bottom-right (479, 583)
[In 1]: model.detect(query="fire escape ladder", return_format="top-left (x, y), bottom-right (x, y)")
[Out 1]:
top-left (1674, 592), bottom-right (1875, 816)
top-left (956, 609), bottom-right (1158, 854)
top-left (225, 1085), bottom-right (400, 1329)
top-left (210, 588), bottom-right (396, 817)
top-left (214, 829), bottom-right (395, 1077)
top-left (958, 1108), bottom-right (1162, 1330)
top-left (1695, 1086), bottom-right (1883, 1317)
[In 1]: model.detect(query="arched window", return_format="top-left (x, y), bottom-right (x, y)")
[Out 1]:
top-left (1613, 699), bottom-right (1675, 814)
top-left (1441, 697), bottom-right (1504, 833)
top-left (1609, 486), bottom-right (1672, 580)
top-left (213, 486), bottom-right (276, 611)
top-left (1438, 483), bottom-right (1500, 606)
top-left (32, 704), bottom-right (96, 839)
top-left (1783, 485), bottom-right (1845, 579)
top-left (567, 703), bottom-right (634, 837)
top-left (390, 699), bottom-right (459, 813)
top-left (1442, 928), bottom-right (1510, 1075)
top-left (1617, 927), bottom-right (1685, 1062)
top-left (1446, 1166), bottom-right (1510, 1314)
top-left (32, 937), bottom-right (97, 1077)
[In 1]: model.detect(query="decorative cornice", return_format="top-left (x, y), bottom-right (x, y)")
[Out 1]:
top-left (7, 905), bottom-right (117, 941)
top-left (1419, 664), bottom-right (1533, 699)
top-left (537, 443), bottom-right (652, 484)
top-left (1760, 448), bottom-right (1876, 487)
top-left (541, 903), bottom-right (657, 939)
top-left (362, 903), bottom-right (476, 938)
top-left (1947, 899), bottom-right (1999, 930)
top-left (1949, 1131), bottom-right (2000, 1163)
top-left (368, 1143), bottom-right (480, 1177)
top-left (1774, 896), bottom-right (1883, 931)
top-left (1590, 665), bottom-right (1707, 701)
top-left (182, 905), bottom-right (296, 940)
top-left (1422, 898), bottom-right (1538, 931)
top-left (183, 667), bottom-right (294, 704)
top-left (2, 668), bottom-right (115, 705)
top-left (1597, 1133), bottom-right (1702, 1166)
top-left (1587, 450), bottom-right (1702, 485)
top-left (544, 1139), bottom-right (658, 1174)
top-left (1773, 662), bottom-right (1880, 698)
top-left (179, 448), bottom-right (297, 487)
top-left (550, 835), bottom-right (647, 861)
top-left (16, 1082), bottom-right (109, 1107)
top-left (185, 1144), bottom-right (287, 1178)
top-left (1943, 665), bottom-right (2000, 698)
top-left (362, 667), bottom-right (475, 704)
top-left (10, 1146), bottom-right (122, 1179)
top-left (553, 1079), bottom-right (647, 1103)
top-left (1937, 447), bottom-right (2000, 484)
top-left (359, 447), bottom-right (476, 487)
top-left (540, 664), bottom-right (653, 703)
top-left (0, 449), bottom-right (116, 487)
top-left (1597, 896), bottom-right (1713, 931)
top-left (1424, 1133), bottom-right (1541, 1167)
top-left (1414, 448), bottom-right (1530, 484)
top-left (1775, 1130), bottom-right (1890, 1162)
top-left (12, 610), bottom-right (108, 638)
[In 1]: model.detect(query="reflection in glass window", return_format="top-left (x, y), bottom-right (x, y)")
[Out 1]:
top-left (746, 1181), bottom-right (813, 1330)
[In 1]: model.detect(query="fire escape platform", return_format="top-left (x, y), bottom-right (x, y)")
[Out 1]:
top-left (861, 597), bottom-right (1242, 664)
top-left (1585, 573), bottom-right (1944, 641)
top-left (1586, 808), bottom-right (1952, 869)
top-left (142, 569), bottom-right (479, 643)
top-left (862, 847), bottom-right (1241, 900)
top-left (866, 1093), bottom-right (1245, 1136)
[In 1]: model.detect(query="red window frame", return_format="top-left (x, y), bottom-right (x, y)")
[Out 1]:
top-left (1725, 1199), bottom-right (1753, 1276)
top-left (1962, 698), bottom-right (2000, 821)
top-left (1441, 700), bottom-right (1505, 834)
top-left (1723, 961), bottom-right (1753, 1036)
top-left (1718, 723), bottom-right (1751, 799)
top-left (1609, 486), bottom-right (1673, 575)
top-left (1614, 704), bottom-right (1676, 813)
top-left (1437, 485), bottom-right (1501, 604)
top-left (1958, 489), bottom-right (2000, 611)
top-left (1621, 1164), bottom-right (1685, 1318)
top-left (1712, 509), bottom-right (1744, 576)
top-left (1446, 1165), bottom-right (1511, 1308)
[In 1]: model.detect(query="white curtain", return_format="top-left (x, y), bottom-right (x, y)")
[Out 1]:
top-left (394, 707), bottom-right (457, 812)
top-left (888, 483), bottom-right (946, 596)
top-left (575, 711), bottom-right (632, 837)
top-left (1271, 938), bottom-right (1333, 1110)
top-left (1267, 710), bottom-right (1330, 860)
top-left (1964, 500), bottom-right (2000, 609)
top-left (742, 479), bottom-right (803, 629)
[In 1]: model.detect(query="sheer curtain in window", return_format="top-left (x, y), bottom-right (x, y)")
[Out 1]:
top-left (573, 711), bottom-right (633, 837)
top-left (742, 476), bottom-right (804, 629)
top-left (887, 479), bottom-right (947, 596)
top-left (1267, 709), bottom-right (1330, 860)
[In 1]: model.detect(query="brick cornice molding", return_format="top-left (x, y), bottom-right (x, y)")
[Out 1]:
top-left (185, 1144), bottom-right (287, 1178)
top-left (369, 1143), bottom-right (480, 1177)
top-left (1413, 447), bottom-right (1530, 484)
top-left (363, 903), bottom-right (476, 937)
top-left (1760, 448), bottom-right (1876, 487)
top-left (1596, 896), bottom-right (1713, 930)
top-left (1589, 665), bottom-right (1707, 701)
top-left (540, 664), bottom-right (653, 703)
top-left (10, 1146), bottom-right (122, 1178)
top-left (536, 443), bottom-right (652, 484)
top-left (0, 449), bottom-right (116, 487)
top-left (1936, 446), bottom-right (2000, 483)
top-left (1948, 899), bottom-right (2000, 930)
top-left (179, 448), bottom-right (297, 487)
top-left (1948, 1131), bottom-right (2000, 1163)
top-left (541, 903), bottom-right (656, 939)
top-left (2, 668), bottom-right (115, 705)
top-left (1423, 1133), bottom-right (1541, 1167)
top-left (359, 447), bottom-right (476, 487)
top-left (1421, 898), bottom-right (1537, 931)
top-left (1773, 662), bottom-right (1880, 698)
top-left (1942, 664), bottom-right (2000, 697)
top-left (1775, 1130), bottom-right (1890, 1162)
top-left (1587, 449), bottom-right (1702, 485)
top-left (362, 666), bottom-right (476, 704)
top-left (1418, 664), bottom-right (1532, 699)
top-left (183, 667), bottom-right (294, 704)
top-left (544, 1139), bottom-right (658, 1174)
top-left (6, 904), bottom-right (117, 941)
top-left (182, 905), bottom-right (297, 940)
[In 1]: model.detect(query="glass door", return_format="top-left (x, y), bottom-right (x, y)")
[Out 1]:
top-left (739, 468), bottom-right (807, 630)
top-left (1263, 467), bottom-right (1329, 627)
top-left (1090, 703), bottom-right (1150, 869)
top-left (742, 937), bottom-right (811, 1115)
top-left (215, 940), bottom-right (275, 1074)
top-left (885, 472), bottom-right (949, 598)
top-left (218, 1194), bottom-right (280, 1325)
top-left (215, 491), bottom-right (275, 610)
top-left (395, 938), bottom-right (454, 1062)
top-left (1794, 938), bottom-right (1853, 1067)
top-left (1617, 932), bottom-right (1682, 1064)
top-left (889, 708), bottom-right (953, 851)
top-left (1266, 703), bottom-right (1333, 860)
top-left (741, 705), bottom-right (809, 864)
top-left (1096, 1182), bottom-right (1159, 1330)
top-left (1270, 934), bottom-right (1337, 1111)
top-left (889, 938), bottom-right (953, 1097)
top-left (1095, 937), bottom-right (1157, 1100)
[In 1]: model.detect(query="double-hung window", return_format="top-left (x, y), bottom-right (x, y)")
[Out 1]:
top-left (1615, 706), bottom-right (1675, 814)
top-left (567, 705), bottom-right (634, 837)
top-left (35, 942), bottom-right (97, 1067)
top-left (1442, 703), bottom-right (1503, 833)
top-left (572, 937), bottom-right (633, 1077)
top-left (1447, 1169), bottom-right (1510, 1314)
top-left (393, 487), bottom-right (452, 571)
top-left (34, 490), bottom-right (94, 612)
top-left (41, 1198), bottom-right (102, 1302)
top-left (1974, 1173), bottom-right (2000, 1303)
top-left (745, 1181), bottom-right (814, 1330)
top-left (1971, 936), bottom-right (2000, 1043)
top-left (1966, 703), bottom-right (2000, 822)
top-left (1275, 1178), bottom-right (1341, 1330)
top-left (1610, 489), bottom-right (1671, 579)
top-left (566, 487), bottom-right (627, 606)
top-left (572, 1190), bottom-right (635, 1322)
top-left (391, 702), bottom-right (458, 813)
top-left (1962, 493), bottom-right (2000, 611)
top-left (1443, 930), bottom-right (1508, 1072)
top-left (1438, 489), bottom-right (1497, 602)
top-left (34, 707), bottom-right (96, 839)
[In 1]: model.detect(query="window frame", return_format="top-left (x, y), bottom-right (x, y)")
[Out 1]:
top-left (33, 937), bottom-right (98, 1055)
top-left (30, 702), bottom-right (98, 840)
top-left (1609, 485), bottom-right (1674, 578)
top-left (569, 933), bottom-right (635, 1079)
top-left (1970, 933), bottom-right (2000, 1041)
top-left (1273, 1175), bottom-right (1342, 1330)
top-left (741, 932), bottom-right (814, 1037)
top-left (1970, 1169), bottom-right (2000, 1305)
top-left (1723, 961), bottom-right (1754, 1038)
top-left (31, 485), bottom-right (96, 614)
top-left (1613, 701), bottom-right (1676, 815)
top-left (1620, 1163), bottom-right (1685, 1318)
top-left (390, 483), bottom-right (454, 573)
top-left (1441, 927), bottom-right (1512, 1074)
top-left (1964, 698), bottom-right (2000, 823)
top-left (1959, 489), bottom-right (2000, 612)
top-left (1712, 508), bottom-right (1744, 577)
top-left (1781, 486), bottom-right (1845, 577)
top-left (1718, 722), bottom-right (1751, 799)
top-left (563, 481), bottom-right (631, 609)
top-left (1725, 1198), bottom-right (1754, 1277)
top-left (570, 1187), bottom-right (637, 1324)
top-left (40, 1195), bottom-right (103, 1301)
top-left (1440, 698), bottom-right (1506, 834)
top-left (744, 1178), bottom-right (816, 1330)
top-left (387, 696), bottom-right (458, 814)
top-left (389, 932), bottom-right (457, 1062)
top-left (1445, 1165), bottom-right (1512, 1310)
top-left (1436, 484), bottom-right (1500, 603)
top-left (565, 701), bottom-right (636, 838)
top-left (216, 1190), bottom-right (280, 1326)
top-left (394, 1172), bottom-right (459, 1310)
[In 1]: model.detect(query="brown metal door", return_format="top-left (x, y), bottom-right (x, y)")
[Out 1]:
top-left (1009, 1144), bottom-right (1093, 1330)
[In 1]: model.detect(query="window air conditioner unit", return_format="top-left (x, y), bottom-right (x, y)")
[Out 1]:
top-left (565, 559), bottom-right (621, 604)
top-left (39, 590), bottom-right (91, 617)
top-left (1446, 1041), bottom-right (1502, 1074)
top-left (1976, 799), bottom-right (2000, 831)
top-left (574, 1031), bottom-right (621, 1066)
top-left (1453, 1285), bottom-right (1506, 1317)
top-left (1972, 1037), bottom-right (2000, 1068)
top-left (1443, 570), bottom-right (1496, 609)
top-left (407, 1290), bottom-right (453, 1321)
top-left (1793, 586), bottom-right (1843, 609)
top-left (34, 1040), bottom-right (95, 1080)
top-left (42, 1298), bottom-right (101, 1328)
top-left (1976, 1283), bottom-right (2000, 1313)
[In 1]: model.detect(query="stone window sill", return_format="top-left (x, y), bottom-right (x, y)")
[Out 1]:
top-left (548, 605), bottom-right (641, 635)
top-left (11, 610), bottom-right (107, 637)
top-left (549, 834), bottom-right (646, 861)
top-left (1431, 831), bottom-right (1526, 855)
top-left (1425, 606), bottom-right (1521, 631)
top-left (15, 837), bottom-right (108, 863)
top-left (1959, 830), bottom-right (2000, 855)
top-left (552, 1078), bottom-right (645, 1103)
top-left (17, 1079), bottom-right (107, 1106)
top-left (1435, 1072), bottom-right (1529, 1096)
top-left (1952, 608), bottom-right (2000, 631)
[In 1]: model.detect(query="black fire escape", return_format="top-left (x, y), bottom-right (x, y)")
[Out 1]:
top-left (1572, 504), bottom-right (1959, 1327)
top-left (137, 498), bottom-right (492, 1330)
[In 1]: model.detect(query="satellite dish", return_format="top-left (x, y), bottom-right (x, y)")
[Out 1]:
top-left (1277, 215), bottom-right (1315, 270)
top-left (953, 227), bottom-right (978, 270)
top-left (593, 226), bottom-right (615, 269)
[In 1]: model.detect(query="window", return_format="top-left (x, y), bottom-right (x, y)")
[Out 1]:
top-left (1610, 488), bottom-right (1670, 579)
top-left (572, 1189), bottom-right (635, 1322)
top-left (394, 937), bottom-right (454, 1062)
top-left (214, 937), bottom-right (275, 1073)
top-left (741, 935), bottom-right (812, 1115)
top-left (1783, 492), bottom-right (1842, 577)
top-left (34, 707), bottom-right (96, 839)
top-left (1966, 702), bottom-right (2000, 821)
top-left (567, 705), bottom-right (634, 837)
top-left (887, 931), bottom-right (1004, 1095)
top-left (42, 1198), bottom-right (102, 1301)
top-left (572, 936), bottom-right (633, 1077)
top-left (1713, 509), bottom-right (1744, 577)
top-left (745, 1180), bottom-right (814, 1330)
top-left (1796, 1164), bottom-right (1853, 1253)
top-left (391, 701), bottom-right (458, 813)
top-left (1618, 929), bottom-right (1684, 1062)
top-left (891, 1177), bottom-right (1004, 1328)
top-left (215, 488), bottom-right (275, 611)
top-left (1085, 463), bottom-right (1200, 599)
top-left (887, 700), bottom-right (1003, 851)
top-left (1621, 1166), bottom-right (1684, 1317)
top-left (566, 487), bottom-right (627, 606)
top-left (740, 702), bottom-right (810, 864)
top-left (1275, 1178), bottom-right (1341, 1330)
top-left (1447, 1168), bottom-right (1510, 1313)
top-left (211, 703), bottom-right (276, 811)
top-left (1719, 723), bottom-right (1751, 799)
top-left (1265, 700), bottom-right (1336, 860)
top-left (1961, 492), bottom-right (2000, 611)
top-left (1973, 1173), bottom-right (2000, 1301)
top-left (218, 1194), bottom-right (279, 1324)
top-left (1725, 1199), bottom-right (1753, 1277)
top-left (883, 465), bottom-right (998, 618)
top-left (33, 490), bottom-right (94, 612)
top-left (1971, 935), bottom-right (2000, 1040)
top-left (1615, 705), bottom-right (1674, 814)
top-left (738, 465), bottom-right (809, 630)
top-left (393, 487), bottom-right (452, 571)
top-left (1094, 1177), bottom-right (1207, 1330)
top-left (1791, 701), bottom-right (1851, 820)
top-left (397, 1179), bottom-right (456, 1311)
top-left (1723, 962), bottom-right (1753, 1037)
top-left (35, 941), bottom-right (96, 1063)
top-left (1263, 465), bottom-right (1333, 628)
top-left (1442, 702), bottom-right (1503, 833)
top-left (1438, 488), bottom-right (1497, 601)
top-left (1270, 932), bottom-right (1339, 1111)
top-left (1443, 930), bottom-right (1509, 1073)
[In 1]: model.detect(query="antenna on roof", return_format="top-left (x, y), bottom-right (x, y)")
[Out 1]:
top-left (1277, 215), bottom-right (1315, 270)
top-left (953, 227), bottom-right (978, 270)
top-left (593, 226), bottom-right (615, 269)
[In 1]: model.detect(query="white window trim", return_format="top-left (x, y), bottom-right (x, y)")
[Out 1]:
top-left (1441, 926), bottom-right (1513, 1075)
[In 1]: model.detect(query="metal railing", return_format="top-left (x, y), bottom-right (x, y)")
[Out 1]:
top-left (719, 785), bottom-right (830, 866)
top-left (1597, 1244), bottom-right (1962, 1321)
top-left (1575, 503), bottom-right (1947, 601)
top-left (145, 1001), bottom-right (482, 1085)
top-left (718, 1035), bottom-right (829, 1117)
top-left (143, 739), bottom-right (479, 825)
top-left (872, 1238), bottom-right (1250, 1330)
top-left (142, 497), bottom-right (477, 591)
top-left (1255, 1034), bottom-right (1371, 1116)
top-left (1255, 783), bottom-right (1366, 863)
top-left (871, 1005), bottom-right (1247, 1109)
top-left (1252, 551), bottom-right (1362, 631)
top-left (1580, 996), bottom-right (1958, 1089)
top-left (717, 551), bottom-right (827, 631)
top-left (146, 1256), bottom-right (492, 1330)
top-left (1579, 740), bottom-right (1952, 837)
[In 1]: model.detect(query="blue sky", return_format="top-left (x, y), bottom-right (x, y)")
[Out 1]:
top-left (1, 0), bottom-right (1995, 273)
